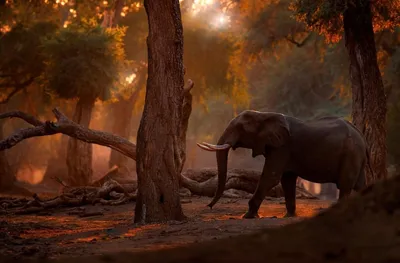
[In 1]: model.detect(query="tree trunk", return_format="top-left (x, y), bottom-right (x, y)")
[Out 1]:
top-left (134, 0), bottom-right (186, 223)
top-left (42, 102), bottom-right (75, 187)
top-left (0, 105), bottom-right (15, 191)
top-left (66, 97), bottom-right (95, 186)
top-left (109, 68), bottom-right (146, 169)
top-left (343, 2), bottom-right (387, 184)
top-left (41, 135), bottom-right (69, 188)
top-left (108, 96), bottom-right (135, 169)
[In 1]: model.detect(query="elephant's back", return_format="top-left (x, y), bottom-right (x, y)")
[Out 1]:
top-left (295, 117), bottom-right (350, 140)
top-left (288, 117), bottom-right (365, 182)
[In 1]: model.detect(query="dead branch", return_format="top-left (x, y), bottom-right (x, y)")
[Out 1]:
top-left (0, 108), bottom-right (137, 159)
top-left (1, 179), bottom-right (138, 215)
top-left (181, 168), bottom-right (317, 199)
top-left (0, 111), bottom-right (44, 126)
top-left (285, 32), bottom-right (313, 48)
top-left (0, 76), bottom-right (36, 104)
top-left (91, 165), bottom-right (120, 187)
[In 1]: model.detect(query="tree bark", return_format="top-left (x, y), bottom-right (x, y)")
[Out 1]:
top-left (343, 2), bottom-right (387, 184)
top-left (66, 97), bottom-right (95, 186)
top-left (0, 105), bottom-right (15, 191)
top-left (134, 0), bottom-right (187, 223)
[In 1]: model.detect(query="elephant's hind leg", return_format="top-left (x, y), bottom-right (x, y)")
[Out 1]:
top-left (281, 172), bottom-right (298, 217)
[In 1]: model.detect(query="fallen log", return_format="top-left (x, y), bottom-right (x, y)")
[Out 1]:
top-left (2, 179), bottom-right (139, 214)
top-left (181, 168), bottom-right (316, 199)
top-left (87, 167), bottom-right (316, 200)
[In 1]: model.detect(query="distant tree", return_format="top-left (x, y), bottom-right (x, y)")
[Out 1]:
top-left (0, 21), bottom-right (57, 190)
top-left (107, 6), bottom-right (148, 170)
top-left (293, 0), bottom-right (400, 183)
top-left (43, 21), bottom-right (125, 186)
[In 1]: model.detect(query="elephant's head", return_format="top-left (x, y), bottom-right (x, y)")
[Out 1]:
top-left (197, 110), bottom-right (291, 208)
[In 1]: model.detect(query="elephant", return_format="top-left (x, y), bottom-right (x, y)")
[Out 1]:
top-left (197, 110), bottom-right (373, 219)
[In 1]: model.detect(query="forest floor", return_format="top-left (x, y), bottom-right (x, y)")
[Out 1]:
top-left (0, 195), bottom-right (332, 259)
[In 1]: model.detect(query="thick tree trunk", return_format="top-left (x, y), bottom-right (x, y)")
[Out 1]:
top-left (134, 0), bottom-right (186, 223)
top-left (66, 97), bottom-right (95, 186)
top-left (343, 2), bottom-right (387, 184)
top-left (0, 105), bottom-right (14, 191)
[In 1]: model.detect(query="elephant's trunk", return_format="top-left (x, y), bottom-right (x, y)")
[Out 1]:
top-left (207, 149), bottom-right (229, 208)
top-left (207, 132), bottom-right (232, 208)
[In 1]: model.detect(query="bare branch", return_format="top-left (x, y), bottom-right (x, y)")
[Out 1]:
top-left (0, 87), bottom-right (23, 104)
top-left (0, 125), bottom-right (54, 150)
top-left (285, 33), bottom-right (313, 48)
top-left (183, 79), bottom-right (194, 94)
top-left (0, 108), bottom-right (137, 160)
top-left (0, 110), bottom-right (44, 126)
top-left (0, 76), bottom-right (36, 104)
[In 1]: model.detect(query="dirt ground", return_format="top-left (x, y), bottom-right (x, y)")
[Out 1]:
top-left (0, 196), bottom-right (332, 259)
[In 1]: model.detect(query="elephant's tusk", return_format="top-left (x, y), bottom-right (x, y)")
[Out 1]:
top-left (197, 142), bottom-right (231, 151)
top-left (202, 142), bottom-right (231, 150)
top-left (196, 143), bottom-right (215, 151)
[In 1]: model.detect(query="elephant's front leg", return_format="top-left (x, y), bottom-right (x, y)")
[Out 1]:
top-left (243, 150), bottom-right (287, 219)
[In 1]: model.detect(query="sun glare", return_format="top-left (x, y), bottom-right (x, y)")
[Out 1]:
top-left (212, 13), bottom-right (230, 29)
top-left (125, 73), bottom-right (137, 84)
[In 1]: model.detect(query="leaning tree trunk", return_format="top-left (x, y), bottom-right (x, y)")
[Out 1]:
top-left (0, 105), bottom-right (15, 191)
top-left (134, 0), bottom-right (187, 223)
top-left (66, 97), bottom-right (95, 186)
top-left (343, 2), bottom-right (387, 184)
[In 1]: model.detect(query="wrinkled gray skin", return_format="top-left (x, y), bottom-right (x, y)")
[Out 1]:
top-left (198, 110), bottom-right (372, 219)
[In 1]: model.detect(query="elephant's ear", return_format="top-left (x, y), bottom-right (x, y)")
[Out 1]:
top-left (254, 114), bottom-right (291, 155)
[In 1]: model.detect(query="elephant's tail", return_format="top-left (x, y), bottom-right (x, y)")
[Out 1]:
top-left (354, 165), bottom-right (366, 192)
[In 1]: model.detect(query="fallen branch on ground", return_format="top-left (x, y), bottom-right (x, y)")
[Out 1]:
top-left (87, 166), bottom-right (316, 200)
top-left (181, 168), bottom-right (317, 199)
top-left (0, 179), bottom-right (137, 215)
